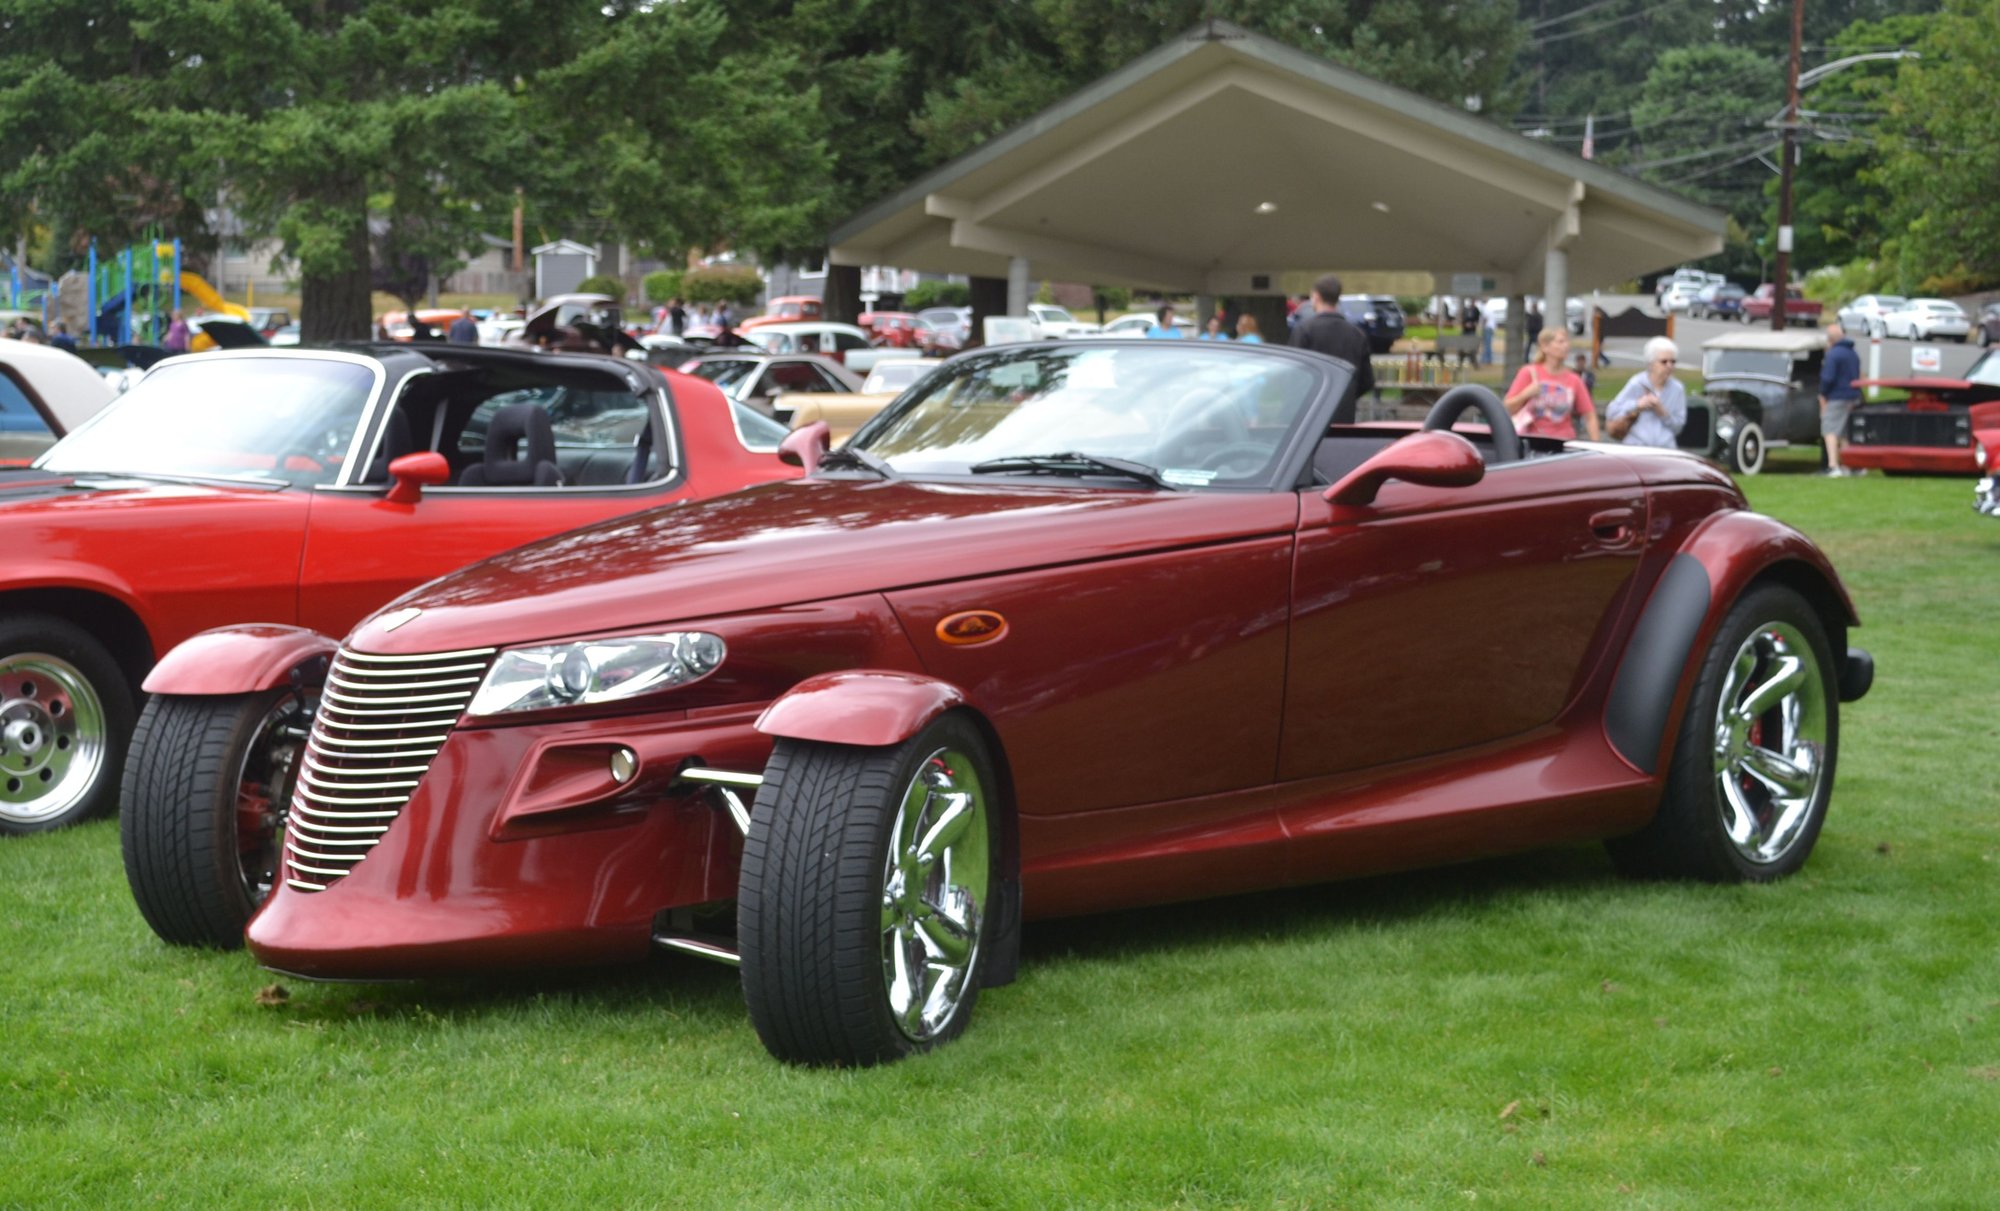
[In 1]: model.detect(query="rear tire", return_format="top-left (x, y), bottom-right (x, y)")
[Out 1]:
top-left (0, 614), bottom-right (135, 834)
top-left (1607, 585), bottom-right (1837, 881)
top-left (120, 689), bottom-right (309, 948)
top-left (739, 713), bottom-right (998, 1066)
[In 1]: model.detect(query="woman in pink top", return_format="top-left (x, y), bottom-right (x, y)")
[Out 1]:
top-left (1504, 327), bottom-right (1600, 440)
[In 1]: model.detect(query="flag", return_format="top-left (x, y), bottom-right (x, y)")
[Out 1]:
top-left (1581, 114), bottom-right (1595, 161)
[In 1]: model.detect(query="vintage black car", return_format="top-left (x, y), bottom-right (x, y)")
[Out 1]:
top-left (1692, 330), bottom-right (1830, 474)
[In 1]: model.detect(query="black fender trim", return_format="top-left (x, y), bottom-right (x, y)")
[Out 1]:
top-left (1605, 553), bottom-right (1712, 775)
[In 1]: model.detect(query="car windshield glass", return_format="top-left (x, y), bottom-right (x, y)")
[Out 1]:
top-left (862, 362), bottom-right (928, 394)
top-left (849, 344), bottom-right (1319, 488)
top-left (1705, 350), bottom-right (1793, 380)
top-left (40, 357), bottom-right (372, 485)
top-left (684, 359), bottom-right (757, 389)
top-left (731, 401), bottom-right (788, 451)
top-left (1965, 351), bottom-right (2000, 387)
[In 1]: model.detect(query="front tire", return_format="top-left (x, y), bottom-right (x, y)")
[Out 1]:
top-left (739, 713), bottom-right (998, 1066)
top-left (1607, 585), bottom-right (1837, 881)
top-left (1726, 421), bottom-right (1766, 475)
top-left (0, 615), bottom-right (135, 834)
top-left (120, 688), bottom-right (310, 947)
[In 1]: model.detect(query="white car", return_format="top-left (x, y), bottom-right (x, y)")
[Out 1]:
top-left (0, 338), bottom-right (117, 465)
top-left (1027, 304), bottom-right (1099, 338)
top-left (1835, 295), bottom-right (1907, 338)
top-left (1883, 298), bottom-right (1971, 343)
top-left (1101, 314), bottom-right (1198, 339)
top-left (1660, 280), bottom-right (1704, 313)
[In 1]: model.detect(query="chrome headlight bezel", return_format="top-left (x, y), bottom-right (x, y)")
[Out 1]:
top-left (467, 632), bottom-right (727, 717)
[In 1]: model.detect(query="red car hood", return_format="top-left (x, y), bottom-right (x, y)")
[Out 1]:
top-left (0, 469), bottom-right (283, 515)
top-left (351, 479), bottom-right (1301, 654)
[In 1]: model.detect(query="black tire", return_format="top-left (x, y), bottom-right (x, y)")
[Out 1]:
top-left (1727, 421), bottom-right (1766, 475)
top-left (1607, 585), bottom-right (1838, 881)
top-left (739, 712), bottom-right (999, 1066)
top-left (0, 613), bottom-right (137, 834)
top-left (120, 688), bottom-right (309, 948)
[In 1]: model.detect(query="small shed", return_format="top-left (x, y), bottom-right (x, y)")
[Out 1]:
top-left (532, 240), bottom-right (598, 299)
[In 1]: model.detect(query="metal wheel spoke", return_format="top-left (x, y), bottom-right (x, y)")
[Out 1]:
top-left (1719, 775), bottom-right (1765, 849)
top-left (1733, 654), bottom-right (1805, 724)
top-left (887, 929), bottom-right (923, 1033)
top-left (1742, 744), bottom-right (1814, 797)
top-left (878, 744), bottom-right (989, 1043)
top-left (913, 901), bottom-right (974, 964)
top-left (916, 790), bottom-right (974, 859)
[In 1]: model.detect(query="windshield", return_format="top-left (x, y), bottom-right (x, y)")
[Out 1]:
top-left (1705, 349), bottom-right (1794, 380)
top-left (40, 356), bottom-right (374, 485)
top-left (1966, 351), bottom-right (2000, 387)
top-left (848, 344), bottom-right (1321, 488)
top-left (862, 362), bottom-right (929, 394)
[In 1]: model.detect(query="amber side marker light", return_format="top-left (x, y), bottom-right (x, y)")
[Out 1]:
top-left (936, 610), bottom-right (1009, 646)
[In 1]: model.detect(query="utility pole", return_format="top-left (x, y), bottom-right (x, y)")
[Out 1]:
top-left (1771, 0), bottom-right (1804, 331)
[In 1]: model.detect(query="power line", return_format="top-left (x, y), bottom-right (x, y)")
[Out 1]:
top-left (1527, 0), bottom-right (1628, 32)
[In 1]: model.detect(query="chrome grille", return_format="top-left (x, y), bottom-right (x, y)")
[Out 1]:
top-left (284, 645), bottom-right (494, 892)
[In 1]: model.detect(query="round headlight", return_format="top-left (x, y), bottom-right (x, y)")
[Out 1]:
top-left (553, 646), bottom-right (593, 700)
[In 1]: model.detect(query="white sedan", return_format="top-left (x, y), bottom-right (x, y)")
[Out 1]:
top-left (1027, 304), bottom-right (1099, 338)
top-left (1835, 294), bottom-right (1906, 338)
top-left (1883, 298), bottom-right (1971, 343)
top-left (1, 338), bottom-right (117, 465)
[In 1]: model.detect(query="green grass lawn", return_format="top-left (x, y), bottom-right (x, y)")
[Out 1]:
top-left (5, 463), bottom-right (1998, 1207)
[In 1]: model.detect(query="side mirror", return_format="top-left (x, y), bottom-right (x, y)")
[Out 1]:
top-left (385, 451), bottom-right (452, 505)
top-left (1325, 430), bottom-right (1484, 509)
top-left (778, 421), bottom-right (831, 473)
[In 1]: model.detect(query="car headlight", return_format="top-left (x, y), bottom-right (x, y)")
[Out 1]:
top-left (468, 632), bottom-right (726, 716)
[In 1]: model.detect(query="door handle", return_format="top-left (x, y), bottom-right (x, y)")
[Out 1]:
top-left (1589, 507), bottom-right (1638, 546)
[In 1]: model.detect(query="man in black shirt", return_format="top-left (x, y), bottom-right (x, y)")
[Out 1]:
top-left (1288, 273), bottom-right (1375, 422)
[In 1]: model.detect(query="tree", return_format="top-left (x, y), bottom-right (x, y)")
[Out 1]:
top-left (1874, 0), bottom-right (2000, 291)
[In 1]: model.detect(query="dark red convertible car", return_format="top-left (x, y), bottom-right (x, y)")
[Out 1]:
top-left (1, 345), bottom-right (792, 835)
top-left (123, 340), bottom-right (1872, 1066)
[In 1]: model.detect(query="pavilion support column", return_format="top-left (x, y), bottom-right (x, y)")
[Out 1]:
top-left (970, 276), bottom-right (1008, 347)
top-left (1195, 294), bottom-right (1215, 329)
top-left (1006, 256), bottom-right (1031, 316)
top-left (825, 264), bottom-right (862, 325)
top-left (1505, 292), bottom-right (1528, 376)
top-left (1543, 246), bottom-right (1569, 338)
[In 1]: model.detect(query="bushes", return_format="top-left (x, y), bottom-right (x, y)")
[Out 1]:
top-left (642, 269), bottom-right (683, 304)
top-left (681, 264), bottom-right (764, 306)
top-left (904, 280), bottom-right (970, 310)
top-left (576, 273), bottom-right (627, 303)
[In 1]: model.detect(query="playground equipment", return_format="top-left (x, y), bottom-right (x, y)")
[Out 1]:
top-left (88, 238), bottom-right (248, 348)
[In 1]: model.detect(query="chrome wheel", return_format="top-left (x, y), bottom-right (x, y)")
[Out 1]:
top-left (1712, 621), bottom-right (1829, 865)
top-left (0, 653), bottom-right (107, 827)
top-left (880, 747), bottom-right (990, 1043)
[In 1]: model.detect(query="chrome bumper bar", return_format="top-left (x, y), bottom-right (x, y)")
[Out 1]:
top-left (676, 766), bottom-right (764, 836)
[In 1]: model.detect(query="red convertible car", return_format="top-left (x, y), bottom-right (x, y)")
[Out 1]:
top-left (1, 345), bottom-right (793, 835)
top-left (122, 340), bottom-right (1872, 1066)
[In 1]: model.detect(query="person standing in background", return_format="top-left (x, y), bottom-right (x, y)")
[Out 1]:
top-left (162, 309), bottom-right (190, 353)
top-left (1290, 273), bottom-right (1375, 423)
top-left (1818, 321), bottom-right (1863, 476)
top-left (1504, 327), bottom-right (1599, 440)
top-left (1602, 337), bottom-right (1685, 448)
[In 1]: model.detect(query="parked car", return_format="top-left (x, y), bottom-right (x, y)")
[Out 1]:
top-left (678, 349), bottom-right (863, 419)
top-left (1691, 282), bottom-right (1747, 321)
top-left (779, 358), bottom-right (935, 445)
top-left (1654, 268), bottom-right (1711, 302)
top-left (1976, 303), bottom-right (2000, 347)
top-left (1696, 329), bottom-right (1831, 473)
top-left (739, 295), bottom-right (823, 332)
top-left (1660, 279), bottom-right (1705, 314)
top-left (1098, 313), bottom-right (1200, 339)
top-left (1846, 346), bottom-right (2000, 476)
top-left (1740, 284), bottom-right (1823, 328)
top-left (0, 337), bottom-right (117, 466)
top-left (916, 307), bottom-right (973, 355)
top-left (1881, 298), bottom-right (1970, 343)
top-left (377, 309), bottom-right (471, 341)
top-left (124, 339), bottom-right (1870, 1069)
top-left (1337, 295), bottom-right (1405, 353)
top-left (267, 322), bottom-right (302, 347)
top-left (857, 311), bottom-right (930, 349)
top-left (246, 307), bottom-right (293, 338)
top-left (0, 345), bottom-right (795, 836)
top-left (1834, 295), bottom-right (1907, 338)
top-left (1026, 304), bottom-right (1099, 339)
top-left (741, 320), bottom-right (875, 367)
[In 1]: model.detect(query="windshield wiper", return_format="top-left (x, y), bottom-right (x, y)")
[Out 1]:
top-left (967, 452), bottom-right (1181, 490)
top-left (817, 447), bottom-right (898, 479)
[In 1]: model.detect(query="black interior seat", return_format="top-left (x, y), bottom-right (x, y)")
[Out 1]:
top-left (459, 404), bottom-right (562, 486)
top-left (365, 409), bottom-right (417, 484)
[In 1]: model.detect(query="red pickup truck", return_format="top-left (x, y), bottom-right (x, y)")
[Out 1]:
top-left (1741, 284), bottom-right (1824, 328)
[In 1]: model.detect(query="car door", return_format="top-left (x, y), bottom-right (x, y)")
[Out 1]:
top-left (1278, 449), bottom-right (1647, 785)
top-left (293, 388), bottom-right (689, 639)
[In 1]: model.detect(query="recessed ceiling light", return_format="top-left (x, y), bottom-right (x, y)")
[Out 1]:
top-left (1371, 201), bottom-right (1392, 214)
top-left (1254, 201), bottom-right (1278, 214)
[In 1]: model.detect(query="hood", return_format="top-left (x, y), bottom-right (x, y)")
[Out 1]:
top-left (351, 479), bottom-right (1300, 654)
top-left (0, 469), bottom-right (282, 512)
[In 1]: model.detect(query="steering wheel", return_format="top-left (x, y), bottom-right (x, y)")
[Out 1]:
top-left (1421, 385), bottom-right (1521, 464)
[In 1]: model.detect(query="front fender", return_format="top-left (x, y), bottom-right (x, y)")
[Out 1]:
top-left (141, 624), bottom-right (337, 696)
top-left (1604, 510), bottom-right (1862, 775)
top-left (755, 670), bottom-right (969, 748)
